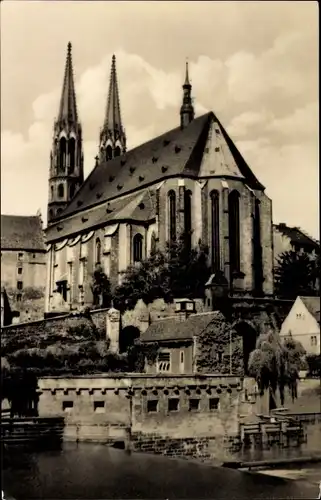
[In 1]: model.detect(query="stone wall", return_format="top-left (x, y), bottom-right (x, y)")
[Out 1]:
top-left (1, 308), bottom-right (110, 352)
top-left (38, 374), bottom-right (242, 462)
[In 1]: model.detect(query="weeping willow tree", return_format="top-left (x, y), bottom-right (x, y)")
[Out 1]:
top-left (248, 330), bottom-right (306, 409)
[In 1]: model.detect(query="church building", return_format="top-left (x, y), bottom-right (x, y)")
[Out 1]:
top-left (45, 43), bottom-right (274, 313)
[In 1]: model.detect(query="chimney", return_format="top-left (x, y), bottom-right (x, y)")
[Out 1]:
top-left (175, 298), bottom-right (196, 322)
top-left (106, 307), bottom-right (121, 353)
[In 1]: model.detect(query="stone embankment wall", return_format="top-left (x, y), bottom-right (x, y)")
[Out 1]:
top-left (38, 374), bottom-right (242, 462)
top-left (1, 308), bottom-right (109, 345)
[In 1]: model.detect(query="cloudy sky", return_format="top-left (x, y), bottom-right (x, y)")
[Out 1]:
top-left (1, 1), bottom-right (319, 238)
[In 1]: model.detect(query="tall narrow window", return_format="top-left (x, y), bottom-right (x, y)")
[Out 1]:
top-left (59, 137), bottom-right (66, 171)
top-left (168, 190), bottom-right (176, 243)
top-left (58, 184), bottom-right (64, 198)
top-left (184, 190), bottom-right (192, 250)
top-left (70, 184), bottom-right (75, 199)
top-left (150, 232), bottom-right (157, 255)
top-left (228, 190), bottom-right (240, 274)
top-left (106, 145), bottom-right (113, 160)
top-left (69, 138), bottom-right (76, 173)
top-left (211, 190), bottom-right (220, 271)
top-left (133, 234), bottom-right (143, 263)
top-left (51, 185), bottom-right (54, 199)
top-left (253, 198), bottom-right (263, 294)
top-left (95, 237), bottom-right (101, 264)
top-left (114, 146), bottom-right (121, 157)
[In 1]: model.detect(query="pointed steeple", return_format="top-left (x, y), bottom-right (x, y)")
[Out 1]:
top-left (184, 60), bottom-right (191, 86)
top-left (57, 42), bottom-right (78, 125)
top-left (47, 42), bottom-right (84, 225)
top-left (180, 60), bottom-right (195, 129)
top-left (99, 55), bottom-right (126, 162)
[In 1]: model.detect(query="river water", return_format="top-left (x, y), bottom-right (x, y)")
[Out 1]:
top-left (2, 443), bottom-right (319, 499)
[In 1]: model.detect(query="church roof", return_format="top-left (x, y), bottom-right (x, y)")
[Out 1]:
top-left (1, 215), bottom-right (46, 251)
top-left (46, 189), bottom-right (156, 242)
top-left (140, 311), bottom-right (223, 343)
top-left (274, 223), bottom-right (319, 249)
top-left (47, 111), bottom-right (264, 241)
top-left (299, 296), bottom-right (320, 324)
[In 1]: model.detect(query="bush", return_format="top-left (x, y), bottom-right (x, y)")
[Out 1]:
top-left (306, 354), bottom-right (321, 377)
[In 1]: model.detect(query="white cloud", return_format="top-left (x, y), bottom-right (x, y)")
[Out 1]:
top-left (236, 138), bottom-right (319, 238)
top-left (225, 31), bottom-right (317, 105)
top-left (267, 102), bottom-right (318, 139)
top-left (227, 111), bottom-right (272, 138)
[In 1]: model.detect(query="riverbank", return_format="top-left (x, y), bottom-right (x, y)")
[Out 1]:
top-left (256, 463), bottom-right (321, 487)
top-left (224, 454), bottom-right (321, 470)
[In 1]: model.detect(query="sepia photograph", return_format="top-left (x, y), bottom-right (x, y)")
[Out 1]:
top-left (1, 1), bottom-right (320, 499)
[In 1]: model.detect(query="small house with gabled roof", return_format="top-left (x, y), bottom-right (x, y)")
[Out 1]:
top-left (280, 296), bottom-right (320, 355)
top-left (139, 298), bottom-right (248, 376)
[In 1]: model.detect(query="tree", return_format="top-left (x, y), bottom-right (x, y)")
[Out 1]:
top-left (274, 250), bottom-right (317, 299)
top-left (113, 235), bottom-right (211, 313)
top-left (90, 264), bottom-right (112, 308)
top-left (248, 330), bottom-right (306, 410)
top-left (162, 235), bottom-right (211, 303)
top-left (113, 250), bottom-right (167, 313)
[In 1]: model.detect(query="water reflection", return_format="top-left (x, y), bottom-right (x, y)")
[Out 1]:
top-left (3, 443), bottom-right (317, 499)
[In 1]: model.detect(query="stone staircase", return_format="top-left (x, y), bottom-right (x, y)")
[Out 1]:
top-left (1, 417), bottom-right (64, 449)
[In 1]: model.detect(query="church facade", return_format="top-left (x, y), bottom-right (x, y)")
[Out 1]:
top-left (45, 43), bottom-right (274, 313)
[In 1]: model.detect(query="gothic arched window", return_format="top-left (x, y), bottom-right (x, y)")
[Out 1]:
top-left (133, 234), bottom-right (143, 263)
top-left (151, 231), bottom-right (157, 255)
top-left (95, 237), bottom-right (101, 264)
top-left (69, 138), bottom-right (76, 172)
top-left (49, 209), bottom-right (54, 219)
top-left (59, 137), bottom-right (66, 171)
top-left (253, 198), bottom-right (263, 294)
top-left (57, 208), bottom-right (63, 215)
top-left (228, 190), bottom-right (240, 273)
top-left (184, 190), bottom-right (192, 250)
top-left (70, 184), bottom-right (75, 199)
top-left (106, 145), bottom-right (113, 161)
top-left (58, 184), bottom-right (64, 198)
top-left (114, 146), bottom-right (121, 157)
top-left (50, 185), bottom-right (54, 199)
top-left (168, 190), bottom-right (176, 243)
top-left (211, 190), bottom-right (220, 271)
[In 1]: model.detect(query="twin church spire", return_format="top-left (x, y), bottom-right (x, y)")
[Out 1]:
top-left (48, 44), bottom-right (195, 224)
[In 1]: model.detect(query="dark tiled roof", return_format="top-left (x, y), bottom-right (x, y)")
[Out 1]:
top-left (59, 113), bottom-right (212, 218)
top-left (274, 224), bottom-right (319, 249)
top-left (46, 189), bottom-right (156, 242)
top-left (1, 215), bottom-right (46, 251)
top-left (140, 311), bottom-right (223, 342)
top-left (300, 296), bottom-right (320, 324)
top-left (47, 111), bottom-right (264, 241)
